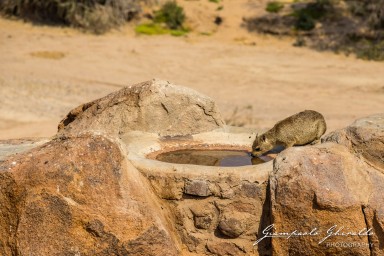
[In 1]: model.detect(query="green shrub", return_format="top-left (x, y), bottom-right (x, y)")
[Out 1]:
top-left (135, 1), bottom-right (188, 36)
top-left (169, 28), bottom-right (189, 36)
top-left (154, 1), bottom-right (185, 30)
top-left (266, 2), bottom-right (284, 13)
top-left (292, 1), bottom-right (329, 31)
top-left (135, 23), bottom-right (188, 36)
top-left (135, 23), bottom-right (169, 35)
top-left (295, 12), bottom-right (315, 30)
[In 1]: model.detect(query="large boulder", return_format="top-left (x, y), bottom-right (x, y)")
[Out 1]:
top-left (58, 79), bottom-right (224, 137)
top-left (269, 144), bottom-right (371, 255)
top-left (323, 113), bottom-right (384, 172)
top-left (0, 135), bottom-right (180, 255)
top-left (265, 113), bottom-right (384, 256)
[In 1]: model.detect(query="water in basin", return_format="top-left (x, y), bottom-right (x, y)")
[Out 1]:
top-left (156, 149), bottom-right (272, 167)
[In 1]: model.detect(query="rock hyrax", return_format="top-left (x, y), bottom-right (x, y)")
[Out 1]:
top-left (251, 110), bottom-right (326, 157)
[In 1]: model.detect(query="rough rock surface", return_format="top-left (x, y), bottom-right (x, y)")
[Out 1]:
top-left (0, 81), bottom-right (266, 256)
top-left (58, 79), bottom-right (224, 137)
top-left (141, 169), bottom-right (268, 255)
top-left (269, 144), bottom-right (372, 255)
top-left (264, 113), bottom-right (384, 256)
top-left (323, 113), bottom-right (384, 172)
top-left (1, 80), bottom-right (383, 256)
top-left (0, 135), bottom-right (180, 255)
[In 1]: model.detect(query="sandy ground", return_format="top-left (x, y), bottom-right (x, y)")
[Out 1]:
top-left (0, 0), bottom-right (383, 140)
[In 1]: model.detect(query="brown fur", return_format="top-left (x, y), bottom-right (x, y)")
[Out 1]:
top-left (251, 110), bottom-right (327, 157)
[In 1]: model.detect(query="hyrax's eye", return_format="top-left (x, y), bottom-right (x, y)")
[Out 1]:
top-left (255, 147), bottom-right (261, 151)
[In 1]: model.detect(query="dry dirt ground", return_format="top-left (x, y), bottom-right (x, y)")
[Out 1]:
top-left (0, 0), bottom-right (383, 140)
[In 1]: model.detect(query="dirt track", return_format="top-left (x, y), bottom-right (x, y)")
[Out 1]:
top-left (0, 0), bottom-right (383, 139)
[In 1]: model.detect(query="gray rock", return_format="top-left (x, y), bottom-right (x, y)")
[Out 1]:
top-left (323, 113), bottom-right (384, 172)
top-left (194, 215), bottom-right (213, 230)
top-left (58, 79), bottom-right (224, 137)
top-left (206, 241), bottom-right (244, 256)
top-left (218, 212), bottom-right (251, 238)
top-left (238, 181), bottom-right (262, 199)
top-left (184, 180), bottom-right (211, 197)
top-left (190, 203), bottom-right (218, 230)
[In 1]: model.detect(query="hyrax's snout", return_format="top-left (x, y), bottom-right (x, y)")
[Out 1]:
top-left (250, 147), bottom-right (262, 157)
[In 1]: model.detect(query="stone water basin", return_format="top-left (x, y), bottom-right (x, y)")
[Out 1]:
top-left (124, 129), bottom-right (275, 173)
top-left (156, 149), bottom-right (273, 166)
top-left (122, 128), bottom-right (274, 254)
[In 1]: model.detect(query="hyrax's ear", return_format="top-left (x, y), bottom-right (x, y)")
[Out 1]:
top-left (261, 135), bottom-right (266, 142)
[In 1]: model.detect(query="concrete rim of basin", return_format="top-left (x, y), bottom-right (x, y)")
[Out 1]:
top-left (122, 126), bottom-right (272, 183)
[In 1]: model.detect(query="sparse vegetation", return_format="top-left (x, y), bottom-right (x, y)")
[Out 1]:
top-left (0, 0), bottom-right (141, 34)
top-left (135, 23), bottom-right (188, 36)
top-left (355, 41), bottom-right (384, 61)
top-left (291, 0), bottom-right (332, 31)
top-left (154, 1), bottom-right (185, 30)
top-left (266, 1), bottom-right (284, 13)
top-left (135, 1), bottom-right (188, 36)
top-left (244, 0), bottom-right (384, 61)
top-left (135, 23), bottom-right (169, 35)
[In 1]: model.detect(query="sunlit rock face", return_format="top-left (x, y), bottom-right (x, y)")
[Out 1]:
top-left (0, 135), bottom-right (180, 256)
top-left (268, 113), bottom-right (384, 256)
top-left (58, 79), bottom-right (225, 137)
top-left (0, 79), bottom-right (383, 256)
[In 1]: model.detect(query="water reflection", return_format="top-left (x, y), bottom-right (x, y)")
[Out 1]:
top-left (156, 150), bottom-right (273, 167)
